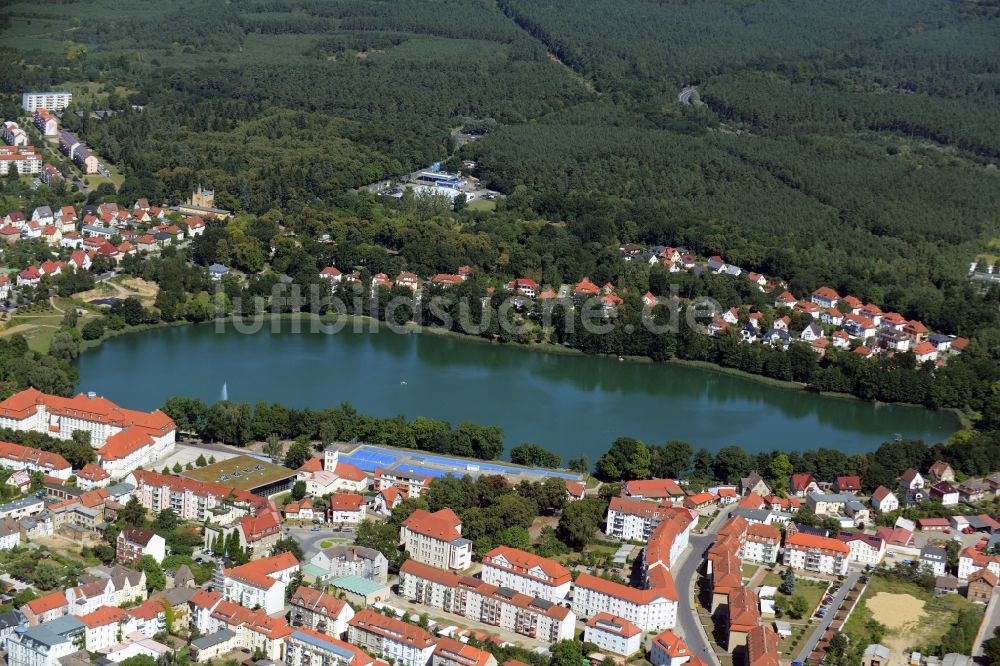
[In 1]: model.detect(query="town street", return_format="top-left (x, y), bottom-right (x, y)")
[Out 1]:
top-left (797, 570), bottom-right (862, 660)
top-left (285, 525), bottom-right (356, 561)
top-left (672, 510), bottom-right (730, 666)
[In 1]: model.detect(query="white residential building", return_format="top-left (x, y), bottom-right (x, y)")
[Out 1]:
top-left (870, 486), bottom-right (899, 513)
top-left (606, 496), bottom-right (677, 541)
top-left (480, 546), bottom-right (572, 601)
top-left (348, 609), bottom-right (436, 666)
top-left (285, 627), bottom-right (373, 666)
top-left (7, 616), bottom-right (85, 666)
top-left (958, 548), bottom-right (1000, 580)
top-left (584, 613), bottom-right (644, 657)
top-left (783, 533), bottom-right (849, 575)
top-left (220, 552), bottom-right (299, 615)
top-left (399, 508), bottom-right (472, 571)
top-left (398, 559), bottom-right (576, 642)
top-left (22, 92), bottom-right (72, 112)
top-left (837, 532), bottom-right (886, 566)
top-left (572, 572), bottom-right (677, 632)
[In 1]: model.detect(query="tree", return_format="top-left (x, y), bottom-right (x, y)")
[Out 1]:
top-left (769, 453), bottom-right (793, 489)
top-left (567, 455), bottom-right (590, 474)
top-left (650, 440), bottom-right (693, 478)
top-left (556, 497), bottom-right (606, 549)
top-left (284, 439), bottom-right (313, 470)
top-left (595, 437), bottom-right (651, 481)
top-left (138, 555), bottom-right (166, 591)
top-left (120, 497), bottom-right (146, 527)
top-left (787, 595), bottom-right (809, 619)
top-left (196, 454), bottom-right (207, 467)
top-left (355, 520), bottom-right (404, 571)
top-left (692, 448), bottom-right (714, 481)
top-left (712, 445), bottom-right (754, 484)
top-left (263, 434), bottom-right (283, 462)
top-left (779, 568), bottom-right (796, 595)
top-left (291, 480), bottom-right (307, 501)
top-left (172, 462), bottom-right (183, 473)
top-left (983, 627), bottom-right (1000, 666)
top-left (273, 537), bottom-right (304, 561)
top-left (153, 509), bottom-right (179, 532)
top-left (509, 443), bottom-right (561, 468)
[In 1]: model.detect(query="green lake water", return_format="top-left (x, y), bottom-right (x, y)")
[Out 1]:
top-left (76, 321), bottom-right (959, 459)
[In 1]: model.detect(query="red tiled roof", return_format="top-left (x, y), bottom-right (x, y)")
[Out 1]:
top-left (25, 590), bottom-right (67, 614)
top-left (624, 478), bottom-right (684, 498)
top-left (127, 598), bottom-right (166, 621)
top-left (791, 472), bottom-right (816, 491)
top-left (79, 606), bottom-right (129, 628)
top-left (482, 546), bottom-right (570, 585)
top-left (298, 457), bottom-right (323, 473)
top-left (349, 609), bottom-right (435, 648)
top-left (746, 625), bottom-right (780, 666)
top-left (330, 492), bottom-right (365, 511)
top-left (224, 551), bottom-right (299, 590)
top-left (0, 440), bottom-right (70, 472)
top-left (402, 508), bottom-right (462, 541)
top-left (434, 636), bottom-right (496, 666)
top-left (334, 461), bottom-right (367, 482)
top-left (575, 571), bottom-right (677, 603)
top-left (77, 462), bottom-right (110, 481)
top-left (585, 612), bottom-right (643, 638)
top-left (290, 585), bottom-right (349, 617)
top-left (784, 532), bottom-right (849, 555)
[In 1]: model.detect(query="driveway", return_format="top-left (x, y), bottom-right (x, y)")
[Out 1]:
top-left (671, 510), bottom-right (730, 666)
top-left (797, 570), bottom-right (862, 660)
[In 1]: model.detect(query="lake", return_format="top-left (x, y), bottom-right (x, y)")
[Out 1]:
top-left (76, 321), bottom-right (959, 460)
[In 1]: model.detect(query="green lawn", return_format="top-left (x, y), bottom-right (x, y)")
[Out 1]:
top-left (761, 570), bottom-right (829, 617)
top-left (741, 563), bottom-right (760, 580)
top-left (466, 197), bottom-right (496, 212)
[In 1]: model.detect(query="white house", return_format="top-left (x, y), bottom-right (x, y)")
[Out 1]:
top-left (837, 532), bottom-right (885, 566)
top-left (572, 572), bottom-right (677, 632)
top-left (870, 486), bottom-right (899, 513)
top-left (480, 545), bottom-right (571, 601)
top-left (783, 533), bottom-right (849, 575)
top-left (348, 609), bottom-right (435, 666)
top-left (221, 552), bottom-right (299, 614)
top-left (584, 613), bottom-right (644, 657)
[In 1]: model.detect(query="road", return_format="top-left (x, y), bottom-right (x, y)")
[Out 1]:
top-left (797, 570), bottom-right (862, 660)
top-left (678, 86), bottom-right (699, 106)
top-left (672, 510), bottom-right (730, 666)
top-left (973, 588), bottom-right (1000, 658)
top-left (285, 526), bottom-right (356, 561)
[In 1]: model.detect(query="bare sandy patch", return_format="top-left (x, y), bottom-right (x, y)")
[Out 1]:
top-left (866, 593), bottom-right (928, 663)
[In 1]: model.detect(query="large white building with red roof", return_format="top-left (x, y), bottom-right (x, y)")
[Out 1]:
top-left (572, 572), bottom-right (678, 632)
top-left (220, 552), bottom-right (299, 614)
top-left (0, 388), bottom-right (176, 478)
top-left (286, 626), bottom-right (373, 666)
top-left (0, 440), bottom-right (72, 480)
top-left (400, 508), bottom-right (472, 571)
top-left (127, 469), bottom-right (269, 522)
top-left (958, 547), bottom-right (1000, 580)
top-left (607, 496), bottom-right (690, 542)
top-left (783, 532), bottom-right (849, 575)
top-left (480, 545), bottom-right (572, 601)
top-left (584, 612), bottom-right (644, 657)
top-left (397, 559), bottom-right (576, 642)
top-left (288, 585), bottom-right (355, 638)
top-left (348, 609), bottom-right (436, 666)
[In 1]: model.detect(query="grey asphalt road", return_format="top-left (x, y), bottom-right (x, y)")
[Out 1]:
top-left (672, 511), bottom-right (730, 666)
top-left (797, 570), bottom-right (862, 660)
top-left (286, 525), bottom-right (356, 561)
top-left (973, 588), bottom-right (1000, 658)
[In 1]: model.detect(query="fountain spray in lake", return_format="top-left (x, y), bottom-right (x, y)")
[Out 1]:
top-left (220, 382), bottom-right (228, 401)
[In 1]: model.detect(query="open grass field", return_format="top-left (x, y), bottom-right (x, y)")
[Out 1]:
top-left (843, 576), bottom-right (975, 663)
top-left (0, 297), bottom-right (96, 353)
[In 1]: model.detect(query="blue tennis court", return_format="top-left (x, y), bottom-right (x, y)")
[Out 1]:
top-left (343, 445), bottom-right (581, 480)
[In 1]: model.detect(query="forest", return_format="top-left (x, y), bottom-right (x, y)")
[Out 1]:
top-left (3, 1), bottom-right (1000, 420)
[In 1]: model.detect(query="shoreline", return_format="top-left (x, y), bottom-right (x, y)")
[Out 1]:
top-left (72, 311), bottom-right (967, 433)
